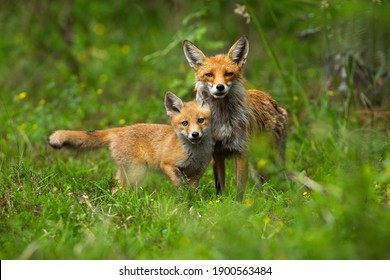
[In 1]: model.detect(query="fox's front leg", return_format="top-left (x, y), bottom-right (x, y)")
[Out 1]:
top-left (161, 163), bottom-right (184, 186)
top-left (213, 153), bottom-right (226, 196)
top-left (235, 153), bottom-right (248, 201)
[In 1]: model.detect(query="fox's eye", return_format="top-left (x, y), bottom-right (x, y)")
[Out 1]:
top-left (205, 73), bottom-right (213, 78)
top-left (181, 121), bottom-right (188, 126)
top-left (225, 72), bottom-right (234, 77)
top-left (198, 118), bottom-right (205, 124)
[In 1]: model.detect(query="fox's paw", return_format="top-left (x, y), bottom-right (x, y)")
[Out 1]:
top-left (48, 131), bottom-right (65, 149)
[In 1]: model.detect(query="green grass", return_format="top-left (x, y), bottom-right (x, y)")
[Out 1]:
top-left (1, 0), bottom-right (390, 260)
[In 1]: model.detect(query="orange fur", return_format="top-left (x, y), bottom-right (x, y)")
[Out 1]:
top-left (184, 37), bottom-right (288, 200)
top-left (49, 92), bottom-right (214, 188)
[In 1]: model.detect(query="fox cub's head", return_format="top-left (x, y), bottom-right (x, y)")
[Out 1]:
top-left (183, 37), bottom-right (249, 99)
top-left (165, 92), bottom-right (211, 145)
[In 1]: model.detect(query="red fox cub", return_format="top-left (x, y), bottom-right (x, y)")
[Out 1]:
top-left (48, 92), bottom-right (214, 188)
top-left (183, 37), bottom-right (288, 200)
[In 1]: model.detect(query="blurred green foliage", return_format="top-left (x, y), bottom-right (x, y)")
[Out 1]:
top-left (1, 0), bottom-right (390, 260)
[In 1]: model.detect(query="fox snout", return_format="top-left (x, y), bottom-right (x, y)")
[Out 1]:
top-left (187, 130), bottom-right (203, 144)
top-left (207, 82), bottom-right (232, 98)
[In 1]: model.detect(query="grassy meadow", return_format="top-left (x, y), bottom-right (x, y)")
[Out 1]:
top-left (1, 0), bottom-right (390, 259)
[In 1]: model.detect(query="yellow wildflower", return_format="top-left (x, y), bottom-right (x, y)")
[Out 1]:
top-left (16, 92), bottom-right (27, 100)
top-left (257, 159), bottom-right (267, 170)
top-left (293, 95), bottom-right (299, 102)
top-left (38, 99), bottom-right (46, 106)
top-left (92, 23), bottom-right (106, 36)
top-left (327, 90), bottom-right (334, 97)
top-left (119, 118), bottom-right (126, 125)
top-left (121, 45), bottom-right (131, 55)
top-left (244, 197), bottom-right (254, 206)
top-left (263, 216), bottom-right (271, 225)
top-left (96, 88), bottom-right (104, 95)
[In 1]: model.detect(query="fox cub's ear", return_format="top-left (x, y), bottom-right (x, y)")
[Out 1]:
top-left (183, 40), bottom-right (206, 69)
top-left (227, 36), bottom-right (249, 66)
top-left (165, 91), bottom-right (184, 116)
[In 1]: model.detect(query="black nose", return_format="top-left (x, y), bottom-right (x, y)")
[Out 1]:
top-left (216, 84), bottom-right (225, 92)
top-left (192, 132), bottom-right (199, 138)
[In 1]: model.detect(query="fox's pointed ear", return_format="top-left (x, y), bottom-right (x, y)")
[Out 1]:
top-left (183, 40), bottom-right (206, 69)
top-left (165, 91), bottom-right (184, 116)
top-left (227, 36), bottom-right (249, 66)
top-left (195, 90), bottom-right (210, 109)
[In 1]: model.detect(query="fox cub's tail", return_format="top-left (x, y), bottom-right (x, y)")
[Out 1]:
top-left (48, 129), bottom-right (118, 150)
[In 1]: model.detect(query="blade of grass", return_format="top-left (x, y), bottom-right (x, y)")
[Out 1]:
top-left (244, 1), bottom-right (286, 88)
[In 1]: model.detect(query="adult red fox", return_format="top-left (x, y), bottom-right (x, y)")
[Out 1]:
top-left (183, 37), bottom-right (288, 200)
top-left (48, 92), bottom-right (214, 188)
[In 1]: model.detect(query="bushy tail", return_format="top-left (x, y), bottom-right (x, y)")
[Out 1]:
top-left (248, 90), bottom-right (289, 162)
top-left (48, 129), bottom-right (117, 150)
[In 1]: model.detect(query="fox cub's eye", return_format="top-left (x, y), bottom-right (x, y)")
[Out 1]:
top-left (197, 118), bottom-right (205, 124)
top-left (181, 121), bottom-right (188, 126)
top-left (225, 72), bottom-right (234, 77)
top-left (205, 73), bottom-right (213, 78)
